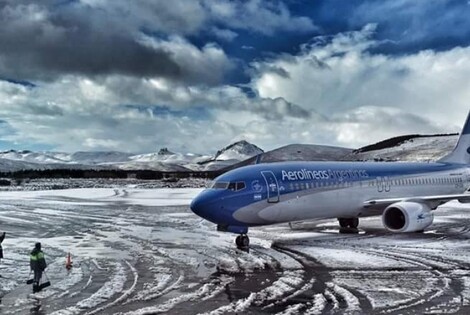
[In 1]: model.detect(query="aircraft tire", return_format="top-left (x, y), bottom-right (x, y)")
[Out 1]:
top-left (241, 235), bottom-right (250, 247)
top-left (350, 218), bottom-right (359, 228)
top-left (235, 235), bottom-right (250, 251)
top-left (338, 218), bottom-right (349, 228)
top-left (235, 235), bottom-right (242, 247)
top-left (338, 218), bottom-right (359, 229)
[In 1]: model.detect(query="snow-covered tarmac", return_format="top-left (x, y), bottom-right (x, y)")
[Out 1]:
top-left (1, 188), bottom-right (470, 314)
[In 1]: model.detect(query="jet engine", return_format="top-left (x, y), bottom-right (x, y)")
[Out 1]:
top-left (382, 201), bottom-right (433, 232)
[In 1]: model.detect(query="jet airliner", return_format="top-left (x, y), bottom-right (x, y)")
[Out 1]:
top-left (190, 111), bottom-right (470, 249)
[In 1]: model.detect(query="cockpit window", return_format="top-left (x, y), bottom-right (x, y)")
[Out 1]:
top-left (229, 181), bottom-right (246, 191)
top-left (236, 182), bottom-right (246, 191)
top-left (210, 181), bottom-right (246, 191)
top-left (210, 181), bottom-right (229, 189)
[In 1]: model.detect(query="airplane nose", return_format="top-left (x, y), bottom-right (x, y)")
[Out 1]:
top-left (190, 190), bottom-right (223, 224)
top-left (190, 192), bottom-right (213, 219)
top-left (190, 190), bottom-right (245, 227)
top-left (190, 194), bottom-right (204, 217)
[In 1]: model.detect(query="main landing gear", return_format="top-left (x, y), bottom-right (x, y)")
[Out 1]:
top-left (235, 234), bottom-right (250, 252)
top-left (338, 217), bottom-right (359, 234)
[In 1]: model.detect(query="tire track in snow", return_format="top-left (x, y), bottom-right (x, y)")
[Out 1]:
top-left (336, 244), bottom-right (466, 314)
top-left (274, 242), bottom-right (375, 314)
top-left (123, 252), bottom-right (184, 304)
top-left (271, 243), bottom-right (362, 314)
top-left (201, 269), bottom-right (304, 314)
top-left (118, 277), bottom-right (234, 315)
top-left (50, 262), bottom-right (127, 315)
top-left (86, 261), bottom-right (138, 315)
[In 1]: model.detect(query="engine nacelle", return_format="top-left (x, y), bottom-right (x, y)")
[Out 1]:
top-left (382, 201), bottom-right (433, 232)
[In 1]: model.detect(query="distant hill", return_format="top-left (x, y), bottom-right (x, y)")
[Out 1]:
top-left (0, 133), bottom-right (461, 173)
top-left (353, 133), bottom-right (458, 154)
top-left (0, 141), bottom-right (262, 173)
top-left (261, 144), bottom-right (352, 162)
top-left (197, 140), bottom-right (264, 171)
top-left (346, 134), bottom-right (458, 162)
top-left (225, 144), bottom-right (352, 170)
top-left (214, 140), bottom-right (264, 161)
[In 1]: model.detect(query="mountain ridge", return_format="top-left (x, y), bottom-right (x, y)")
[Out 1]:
top-left (0, 133), bottom-right (460, 173)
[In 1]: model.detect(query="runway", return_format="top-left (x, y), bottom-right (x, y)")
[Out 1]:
top-left (0, 187), bottom-right (470, 314)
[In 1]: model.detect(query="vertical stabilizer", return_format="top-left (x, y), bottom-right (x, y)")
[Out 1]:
top-left (439, 110), bottom-right (470, 164)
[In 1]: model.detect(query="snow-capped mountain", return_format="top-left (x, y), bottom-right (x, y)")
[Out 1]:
top-left (71, 151), bottom-right (133, 164)
top-left (0, 134), bottom-right (461, 173)
top-left (129, 148), bottom-right (210, 164)
top-left (121, 148), bottom-right (212, 171)
top-left (0, 158), bottom-right (112, 173)
top-left (195, 140), bottom-right (264, 171)
top-left (0, 150), bottom-right (70, 164)
top-left (0, 141), bottom-right (261, 172)
top-left (346, 134), bottom-right (458, 162)
top-left (0, 150), bottom-right (133, 165)
top-left (214, 140), bottom-right (264, 161)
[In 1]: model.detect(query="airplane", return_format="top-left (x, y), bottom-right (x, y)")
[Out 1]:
top-left (190, 110), bottom-right (470, 249)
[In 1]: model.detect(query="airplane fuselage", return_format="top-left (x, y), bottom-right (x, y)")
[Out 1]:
top-left (191, 161), bottom-right (469, 232)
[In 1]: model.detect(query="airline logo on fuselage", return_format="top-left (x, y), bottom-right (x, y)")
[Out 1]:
top-left (281, 169), bottom-right (369, 181)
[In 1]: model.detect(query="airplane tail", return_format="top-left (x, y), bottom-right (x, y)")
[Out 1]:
top-left (438, 110), bottom-right (470, 164)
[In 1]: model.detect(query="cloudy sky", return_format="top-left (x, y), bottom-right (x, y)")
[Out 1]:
top-left (1, 0), bottom-right (470, 154)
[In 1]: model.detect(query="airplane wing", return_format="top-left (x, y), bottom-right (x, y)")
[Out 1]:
top-left (363, 193), bottom-right (470, 211)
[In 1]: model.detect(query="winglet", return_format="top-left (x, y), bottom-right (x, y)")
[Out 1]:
top-left (438, 110), bottom-right (470, 164)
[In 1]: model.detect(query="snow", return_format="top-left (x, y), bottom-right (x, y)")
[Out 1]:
top-left (327, 282), bottom-right (360, 313)
top-left (214, 140), bottom-right (263, 161)
top-left (0, 140), bottom-right (261, 172)
top-left (1, 187), bottom-right (470, 314)
top-left (50, 262), bottom-right (127, 314)
top-left (293, 246), bottom-right (414, 269)
top-left (0, 188), bottom-right (202, 206)
top-left (0, 134), bottom-right (459, 174)
top-left (349, 134), bottom-right (458, 162)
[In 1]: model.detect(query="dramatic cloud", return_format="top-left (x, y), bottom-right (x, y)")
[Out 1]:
top-left (203, 0), bottom-right (316, 35)
top-left (0, 1), bottom-right (469, 153)
top-left (251, 24), bottom-right (470, 147)
top-left (0, 76), bottom-right (311, 152)
top-left (349, 0), bottom-right (470, 52)
top-left (0, 0), bottom-right (315, 84)
top-left (0, 3), bottom-right (179, 81)
top-left (0, 3), bottom-right (238, 85)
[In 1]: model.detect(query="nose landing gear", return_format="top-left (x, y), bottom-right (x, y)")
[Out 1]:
top-left (338, 217), bottom-right (359, 234)
top-left (235, 234), bottom-right (250, 252)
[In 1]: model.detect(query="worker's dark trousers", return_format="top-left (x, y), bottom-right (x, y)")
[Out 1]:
top-left (33, 269), bottom-right (42, 292)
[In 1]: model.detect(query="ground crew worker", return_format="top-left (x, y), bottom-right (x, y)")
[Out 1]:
top-left (30, 242), bottom-right (47, 293)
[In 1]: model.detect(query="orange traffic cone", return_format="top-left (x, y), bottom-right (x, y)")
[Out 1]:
top-left (66, 252), bottom-right (73, 270)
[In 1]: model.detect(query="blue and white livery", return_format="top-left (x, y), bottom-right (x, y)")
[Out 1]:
top-left (191, 111), bottom-right (470, 249)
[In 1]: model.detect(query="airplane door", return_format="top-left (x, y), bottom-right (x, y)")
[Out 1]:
top-left (261, 171), bottom-right (280, 203)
